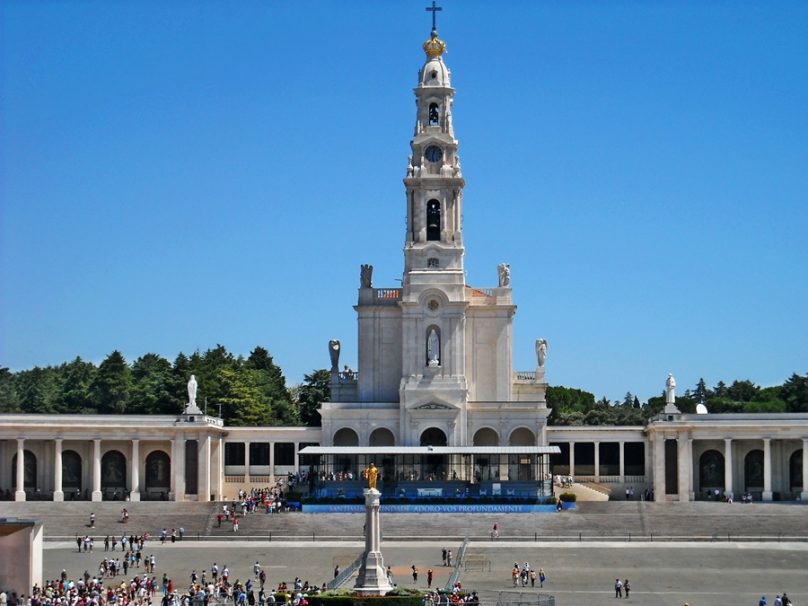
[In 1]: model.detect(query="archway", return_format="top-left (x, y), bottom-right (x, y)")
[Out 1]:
top-left (11, 450), bottom-right (37, 490)
top-left (508, 428), bottom-right (536, 481)
top-left (509, 427), bottom-right (536, 446)
top-left (744, 449), bottom-right (764, 491)
top-left (101, 450), bottom-right (127, 498)
top-left (420, 427), bottom-right (447, 446)
top-left (62, 450), bottom-right (82, 493)
top-left (472, 428), bottom-right (499, 482)
top-left (790, 450), bottom-right (803, 492)
top-left (698, 449), bottom-right (725, 495)
top-left (145, 451), bottom-right (171, 498)
top-left (333, 428), bottom-right (359, 447)
top-left (369, 428), bottom-right (395, 447)
top-left (473, 428), bottom-right (499, 446)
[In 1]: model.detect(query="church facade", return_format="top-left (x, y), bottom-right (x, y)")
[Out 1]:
top-left (1, 20), bottom-right (806, 506)
top-left (319, 27), bottom-right (549, 452)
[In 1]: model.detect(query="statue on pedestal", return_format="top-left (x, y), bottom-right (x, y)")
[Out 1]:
top-left (536, 339), bottom-right (548, 368)
top-left (363, 462), bottom-right (379, 491)
top-left (329, 340), bottom-right (341, 372)
top-left (188, 375), bottom-right (198, 407)
top-left (360, 264), bottom-right (373, 288)
top-left (666, 373), bottom-right (676, 404)
top-left (497, 263), bottom-right (511, 287)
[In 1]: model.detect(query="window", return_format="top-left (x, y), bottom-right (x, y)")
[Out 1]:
top-left (427, 258), bottom-right (439, 268)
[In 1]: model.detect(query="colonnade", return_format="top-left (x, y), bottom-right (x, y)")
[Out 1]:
top-left (652, 435), bottom-right (808, 502)
top-left (6, 435), bottom-right (222, 503)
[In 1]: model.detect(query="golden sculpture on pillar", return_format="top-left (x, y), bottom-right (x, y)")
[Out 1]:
top-left (363, 462), bottom-right (379, 490)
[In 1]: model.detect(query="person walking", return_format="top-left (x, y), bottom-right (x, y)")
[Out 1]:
top-left (441, 548), bottom-right (447, 566)
top-left (624, 579), bottom-right (630, 598)
top-left (427, 569), bottom-right (433, 588)
top-left (614, 578), bottom-right (623, 598)
top-left (411, 565), bottom-right (418, 583)
top-left (539, 568), bottom-right (546, 588)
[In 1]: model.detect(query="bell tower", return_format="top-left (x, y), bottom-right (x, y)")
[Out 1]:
top-left (399, 16), bottom-right (469, 446)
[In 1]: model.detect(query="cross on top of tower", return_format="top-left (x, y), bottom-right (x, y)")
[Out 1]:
top-left (425, 0), bottom-right (442, 34)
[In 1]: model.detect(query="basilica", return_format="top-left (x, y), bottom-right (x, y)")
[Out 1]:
top-left (1, 19), bottom-right (806, 507)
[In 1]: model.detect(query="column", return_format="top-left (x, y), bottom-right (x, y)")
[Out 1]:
top-left (172, 437), bottom-right (185, 501)
top-left (15, 438), bottom-right (26, 501)
top-left (244, 441), bottom-right (251, 483)
top-left (294, 441), bottom-right (300, 473)
top-left (724, 438), bottom-right (734, 500)
top-left (652, 434), bottom-right (665, 502)
top-left (677, 434), bottom-right (692, 502)
top-left (593, 441), bottom-right (600, 482)
top-left (762, 438), bottom-right (773, 501)
top-left (269, 441), bottom-right (275, 484)
top-left (53, 439), bottom-right (64, 502)
top-left (618, 441), bottom-right (625, 483)
top-left (129, 440), bottom-right (141, 502)
top-left (568, 441), bottom-right (575, 478)
top-left (214, 438), bottom-right (224, 500)
top-left (802, 439), bottom-right (808, 502)
top-left (92, 439), bottom-right (102, 502)
top-left (198, 435), bottom-right (211, 502)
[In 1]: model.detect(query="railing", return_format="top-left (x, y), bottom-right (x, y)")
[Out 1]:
top-left (445, 536), bottom-right (470, 591)
top-left (514, 371), bottom-right (536, 381)
top-left (373, 288), bottom-right (402, 304)
top-left (224, 475), bottom-right (244, 483)
top-left (469, 287), bottom-right (494, 296)
top-left (337, 371), bottom-right (358, 384)
top-left (327, 553), bottom-right (363, 590)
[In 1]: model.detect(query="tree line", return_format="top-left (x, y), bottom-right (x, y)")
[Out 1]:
top-left (0, 345), bottom-right (304, 427)
top-left (1, 347), bottom-right (805, 428)
top-left (547, 373), bottom-right (808, 426)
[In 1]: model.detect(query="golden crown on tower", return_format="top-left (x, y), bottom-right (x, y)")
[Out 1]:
top-left (423, 30), bottom-right (446, 58)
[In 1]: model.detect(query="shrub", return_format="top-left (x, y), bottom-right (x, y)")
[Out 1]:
top-left (558, 492), bottom-right (577, 502)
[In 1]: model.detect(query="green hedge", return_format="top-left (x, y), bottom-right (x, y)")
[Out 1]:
top-left (558, 492), bottom-right (577, 502)
top-left (286, 588), bottom-right (424, 606)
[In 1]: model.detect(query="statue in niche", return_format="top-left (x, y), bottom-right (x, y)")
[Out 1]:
top-left (497, 263), bottom-right (511, 287)
top-left (187, 375), bottom-right (198, 407)
top-left (666, 373), bottom-right (677, 404)
top-left (536, 339), bottom-right (548, 368)
top-left (427, 327), bottom-right (440, 367)
top-left (328, 339), bottom-right (341, 371)
top-left (360, 264), bottom-right (373, 288)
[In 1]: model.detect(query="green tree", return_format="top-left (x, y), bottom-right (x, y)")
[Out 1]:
top-left (295, 369), bottom-right (331, 426)
top-left (245, 346), bottom-right (298, 425)
top-left (726, 379), bottom-right (759, 402)
top-left (693, 378), bottom-right (711, 403)
top-left (16, 366), bottom-right (61, 413)
top-left (0, 367), bottom-right (21, 412)
top-left (219, 367), bottom-right (271, 426)
top-left (780, 373), bottom-right (808, 413)
top-left (90, 351), bottom-right (132, 413)
top-left (55, 357), bottom-right (97, 413)
top-left (131, 353), bottom-right (179, 414)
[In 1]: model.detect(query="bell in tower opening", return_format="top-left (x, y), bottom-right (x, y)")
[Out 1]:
top-left (426, 199), bottom-right (441, 241)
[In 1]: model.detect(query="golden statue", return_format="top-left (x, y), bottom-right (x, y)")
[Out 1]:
top-left (363, 462), bottom-right (379, 490)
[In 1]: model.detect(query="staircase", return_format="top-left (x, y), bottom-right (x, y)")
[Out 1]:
top-left (555, 482), bottom-right (609, 502)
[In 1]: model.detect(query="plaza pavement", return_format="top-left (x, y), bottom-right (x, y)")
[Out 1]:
top-left (41, 539), bottom-right (808, 606)
top-left (4, 500), bottom-right (808, 605)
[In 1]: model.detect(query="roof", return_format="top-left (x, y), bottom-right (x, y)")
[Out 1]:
top-left (298, 446), bottom-right (560, 455)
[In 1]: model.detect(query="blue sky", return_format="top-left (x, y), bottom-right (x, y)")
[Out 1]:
top-left (1, 1), bottom-right (806, 403)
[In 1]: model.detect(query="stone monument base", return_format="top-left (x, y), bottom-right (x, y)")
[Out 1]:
top-left (354, 488), bottom-right (394, 596)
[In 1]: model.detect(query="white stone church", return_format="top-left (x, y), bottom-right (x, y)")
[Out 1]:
top-left (1, 19), bottom-right (806, 506)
